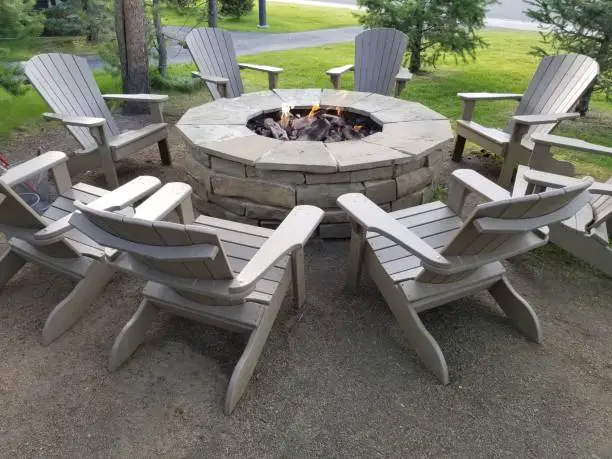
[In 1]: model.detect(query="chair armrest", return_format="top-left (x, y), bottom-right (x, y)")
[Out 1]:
top-left (326, 64), bottom-right (355, 76)
top-left (337, 193), bottom-right (450, 269)
top-left (102, 94), bottom-right (169, 103)
top-left (238, 63), bottom-right (284, 74)
top-left (33, 176), bottom-right (162, 242)
top-left (513, 112), bottom-right (580, 126)
top-left (133, 182), bottom-right (193, 221)
top-left (457, 92), bottom-right (523, 101)
top-left (43, 112), bottom-right (105, 128)
top-left (590, 183), bottom-right (612, 196)
top-left (0, 151), bottom-right (68, 187)
top-left (229, 205), bottom-right (324, 294)
top-left (191, 71), bottom-right (229, 85)
top-left (531, 133), bottom-right (612, 157)
top-left (450, 169), bottom-right (511, 202)
top-left (522, 168), bottom-right (584, 190)
top-left (395, 68), bottom-right (413, 81)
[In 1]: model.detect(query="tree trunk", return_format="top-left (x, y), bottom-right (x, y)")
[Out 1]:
top-left (115, 0), bottom-right (150, 114)
top-left (208, 0), bottom-right (218, 27)
top-left (152, 0), bottom-right (167, 76)
top-left (408, 3), bottom-right (424, 73)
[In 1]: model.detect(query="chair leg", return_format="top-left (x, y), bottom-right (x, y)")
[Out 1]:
top-left (291, 247), bottom-right (305, 308)
top-left (225, 288), bottom-right (284, 415)
top-left (158, 139), bottom-right (172, 166)
top-left (451, 135), bottom-right (467, 162)
top-left (0, 249), bottom-right (26, 290)
top-left (488, 276), bottom-right (541, 343)
top-left (346, 223), bottom-right (366, 292)
top-left (109, 299), bottom-right (158, 371)
top-left (386, 290), bottom-right (449, 384)
top-left (497, 156), bottom-right (517, 188)
top-left (41, 260), bottom-right (115, 345)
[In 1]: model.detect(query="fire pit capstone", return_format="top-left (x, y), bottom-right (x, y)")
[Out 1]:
top-left (177, 89), bottom-right (453, 238)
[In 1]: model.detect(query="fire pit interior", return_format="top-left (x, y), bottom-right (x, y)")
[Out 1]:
top-left (247, 104), bottom-right (382, 142)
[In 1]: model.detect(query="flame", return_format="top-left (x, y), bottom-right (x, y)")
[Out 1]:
top-left (307, 103), bottom-right (320, 119)
top-left (280, 102), bottom-right (294, 128)
top-left (336, 106), bottom-right (343, 117)
top-left (353, 125), bottom-right (363, 132)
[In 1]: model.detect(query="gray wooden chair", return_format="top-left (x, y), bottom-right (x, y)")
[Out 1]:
top-left (512, 133), bottom-right (612, 277)
top-left (24, 53), bottom-right (172, 189)
top-left (68, 193), bottom-right (323, 414)
top-left (451, 54), bottom-right (599, 187)
top-left (337, 168), bottom-right (593, 384)
top-left (185, 28), bottom-right (284, 100)
top-left (0, 151), bottom-right (174, 345)
top-left (325, 28), bottom-right (412, 97)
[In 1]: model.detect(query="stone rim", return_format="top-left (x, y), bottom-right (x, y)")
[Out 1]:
top-left (177, 89), bottom-right (453, 173)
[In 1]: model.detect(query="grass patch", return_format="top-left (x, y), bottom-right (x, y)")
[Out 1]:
top-left (162, 2), bottom-right (359, 32)
top-left (0, 36), bottom-right (100, 62)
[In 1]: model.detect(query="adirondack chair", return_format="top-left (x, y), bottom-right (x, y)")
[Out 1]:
top-left (337, 169), bottom-right (593, 384)
top-left (24, 53), bottom-right (172, 189)
top-left (68, 195), bottom-right (324, 414)
top-left (325, 28), bottom-right (412, 97)
top-left (451, 54), bottom-right (599, 187)
top-left (512, 133), bottom-right (612, 277)
top-left (185, 28), bottom-right (284, 100)
top-left (0, 150), bottom-right (190, 345)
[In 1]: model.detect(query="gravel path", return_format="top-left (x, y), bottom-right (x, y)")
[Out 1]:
top-left (0, 115), bottom-right (610, 458)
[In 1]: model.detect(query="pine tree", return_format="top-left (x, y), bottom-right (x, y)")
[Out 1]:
top-left (357, 0), bottom-right (497, 73)
top-left (526, 0), bottom-right (612, 107)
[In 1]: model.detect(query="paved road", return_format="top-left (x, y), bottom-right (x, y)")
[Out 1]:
top-left (83, 0), bottom-right (536, 70)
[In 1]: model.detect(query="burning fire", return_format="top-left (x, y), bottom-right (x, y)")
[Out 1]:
top-left (307, 103), bottom-right (320, 119)
top-left (353, 125), bottom-right (363, 131)
top-left (280, 102), bottom-right (294, 128)
top-left (336, 106), bottom-right (343, 117)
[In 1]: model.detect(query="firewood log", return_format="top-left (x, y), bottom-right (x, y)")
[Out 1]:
top-left (298, 118), bottom-right (332, 141)
top-left (264, 118), bottom-right (289, 140)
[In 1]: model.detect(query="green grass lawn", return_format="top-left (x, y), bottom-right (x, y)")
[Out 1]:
top-left (0, 36), bottom-right (99, 61)
top-left (162, 2), bottom-right (359, 32)
top-left (2, 29), bottom-right (611, 179)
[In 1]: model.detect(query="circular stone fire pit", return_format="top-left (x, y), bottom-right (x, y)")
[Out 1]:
top-left (177, 89), bottom-right (453, 238)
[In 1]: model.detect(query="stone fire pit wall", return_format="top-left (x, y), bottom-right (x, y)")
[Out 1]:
top-left (177, 89), bottom-right (453, 238)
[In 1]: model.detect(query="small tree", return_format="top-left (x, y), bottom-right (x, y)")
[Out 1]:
top-left (357, 0), bottom-right (497, 73)
top-left (219, 0), bottom-right (253, 20)
top-left (526, 0), bottom-right (612, 110)
top-left (0, 0), bottom-right (44, 39)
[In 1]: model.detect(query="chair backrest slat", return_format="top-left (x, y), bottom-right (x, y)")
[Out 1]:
top-left (507, 54), bottom-right (599, 137)
top-left (417, 179), bottom-right (592, 284)
top-left (185, 28), bottom-right (244, 99)
top-left (71, 204), bottom-right (236, 302)
top-left (0, 181), bottom-right (79, 258)
top-left (25, 53), bottom-right (119, 149)
top-left (355, 28), bottom-right (408, 96)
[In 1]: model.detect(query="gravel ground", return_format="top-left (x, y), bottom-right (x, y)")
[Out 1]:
top-left (0, 115), bottom-right (611, 458)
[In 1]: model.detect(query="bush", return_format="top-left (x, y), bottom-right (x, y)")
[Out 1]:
top-left (43, 0), bottom-right (113, 42)
top-left (0, 0), bottom-right (44, 39)
top-left (219, 0), bottom-right (253, 19)
top-left (0, 61), bottom-right (29, 95)
top-left (43, 0), bottom-right (89, 36)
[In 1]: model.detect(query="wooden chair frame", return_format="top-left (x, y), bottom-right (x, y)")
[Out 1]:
top-left (325, 28), bottom-right (412, 97)
top-left (25, 53), bottom-right (172, 189)
top-left (338, 169), bottom-right (592, 383)
top-left (451, 54), bottom-right (599, 187)
top-left (69, 192), bottom-right (323, 414)
top-left (513, 133), bottom-right (612, 277)
top-left (0, 151), bottom-right (193, 344)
